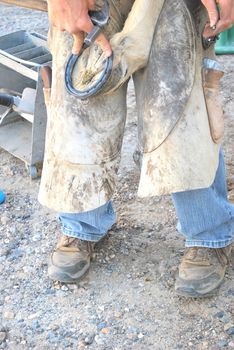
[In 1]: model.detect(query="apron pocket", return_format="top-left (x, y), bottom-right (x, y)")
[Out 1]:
top-left (202, 59), bottom-right (224, 144)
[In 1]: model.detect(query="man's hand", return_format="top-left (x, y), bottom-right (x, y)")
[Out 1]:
top-left (202, 0), bottom-right (234, 38)
top-left (47, 0), bottom-right (112, 56)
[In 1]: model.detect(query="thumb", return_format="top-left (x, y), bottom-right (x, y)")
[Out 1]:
top-left (72, 32), bottom-right (84, 55)
top-left (203, 18), bottom-right (232, 38)
top-left (201, 0), bottom-right (219, 27)
top-left (203, 22), bottom-right (217, 38)
top-left (212, 18), bottom-right (233, 34)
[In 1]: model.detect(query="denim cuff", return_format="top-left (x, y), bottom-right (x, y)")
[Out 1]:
top-left (185, 238), bottom-right (233, 249)
top-left (62, 224), bottom-right (106, 242)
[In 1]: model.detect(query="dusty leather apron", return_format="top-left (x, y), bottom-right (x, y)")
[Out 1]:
top-left (39, 0), bottom-right (224, 213)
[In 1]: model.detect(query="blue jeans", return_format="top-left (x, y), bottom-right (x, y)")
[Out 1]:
top-left (59, 152), bottom-right (234, 248)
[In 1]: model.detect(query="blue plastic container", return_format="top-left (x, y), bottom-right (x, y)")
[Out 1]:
top-left (0, 191), bottom-right (6, 204)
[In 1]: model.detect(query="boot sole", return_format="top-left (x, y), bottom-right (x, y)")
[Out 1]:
top-left (175, 286), bottom-right (219, 298)
top-left (175, 276), bottom-right (223, 298)
top-left (48, 265), bottom-right (90, 284)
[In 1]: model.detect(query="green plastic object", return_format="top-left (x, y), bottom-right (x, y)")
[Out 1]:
top-left (215, 25), bottom-right (234, 55)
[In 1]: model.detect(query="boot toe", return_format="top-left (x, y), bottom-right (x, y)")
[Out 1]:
top-left (48, 249), bottom-right (90, 283)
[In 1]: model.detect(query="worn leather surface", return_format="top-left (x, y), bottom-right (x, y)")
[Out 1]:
top-left (137, 0), bottom-right (221, 198)
top-left (202, 68), bottom-right (224, 144)
top-left (39, 0), bottom-right (223, 212)
top-left (135, 0), bottom-right (196, 152)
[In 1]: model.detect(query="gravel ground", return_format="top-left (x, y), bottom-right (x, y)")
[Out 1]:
top-left (0, 4), bottom-right (234, 350)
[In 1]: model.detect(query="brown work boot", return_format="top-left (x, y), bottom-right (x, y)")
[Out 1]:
top-left (48, 235), bottom-right (95, 283)
top-left (175, 245), bottom-right (232, 298)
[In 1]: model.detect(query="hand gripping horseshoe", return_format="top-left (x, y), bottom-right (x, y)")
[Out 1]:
top-left (65, 1), bottom-right (113, 99)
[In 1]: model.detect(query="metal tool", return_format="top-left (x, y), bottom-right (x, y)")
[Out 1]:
top-left (0, 88), bottom-right (36, 123)
top-left (202, 15), bottom-right (220, 50)
top-left (65, 1), bottom-right (113, 99)
top-left (202, 34), bottom-right (219, 50)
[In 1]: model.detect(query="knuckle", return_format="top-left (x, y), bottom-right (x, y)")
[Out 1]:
top-left (56, 23), bottom-right (65, 31)
top-left (78, 18), bottom-right (88, 30)
top-left (67, 25), bottom-right (78, 34)
top-left (80, 18), bottom-right (92, 32)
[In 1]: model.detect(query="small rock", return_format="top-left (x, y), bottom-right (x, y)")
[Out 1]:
top-left (215, 311), bottom-right (225, 319)
top-left (220, 316), bottom-right (230, 324)
top-left (101, 328), bottom-right (109, 334)
top-left (0, 332), bottom-right (7, 343)
top-left (217, 340), bottom-right (228, 348)
top-left (1, 215), bottom-right (10, 225)
top-left (227, 328), bottom-right (234, 336)
top-left (98, 305), bottom-right (105, 312)
top-left (23, 266), bottom-right (32, 274)
top-left (77, 341), bottom-right (86, 350)
top-left (201, 341), bottom-right (209, 349)
top-left (61, 285), bottom-right (69, 291)
top-left (97, 322), bottom-right (107, 331)
top-left (228, 342), bottom-right (234, 348)
top-left (114, 312), bottom-right (122, 319)
top-left (53, 281), bottom-right (61, 290)
top-left (84, 333), bottom-right (95, 345)
top-left (3, 310), bottom-right (15, 319)
top-left (227, 176), bottom-right (234, 190)
top-left (224, 323), bottom-right (234, 332)
top-left (31, 320), bottom-right (41, 330)
top-left (32, 234), bottom-right (41, 242)
top-left (47, 331), bottom-right (59, 344)
top-left (28, 312), bottom-right (41, 320)
top-left (67, 284), bottom-right (78, 291)
top-left (94, 335), bottom-right (105, 345)
top-left (138, 333), bottom-right (144, 339)
top-left (25, 247), bottom-right (34, 255)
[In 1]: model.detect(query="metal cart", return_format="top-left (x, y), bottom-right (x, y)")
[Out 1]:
top-left (0, 30), bottom-right (52, 178)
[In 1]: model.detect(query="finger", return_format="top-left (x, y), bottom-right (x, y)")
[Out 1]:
top-left (201, 0), bottom-right (219, 27)
top-left (214, 18), bottom-right (233, 33)
top-left (203, 22), bottom-right (217, 38)
top-left (95, 32), bottom-right (112, 57)
top-left (87, 0), bottom-right (96, 10)
top-left (80, 16), bottom-right (112, 57)
top-left (79, 15), bottom-right (94, 33)
top-left (216, 1), bottom-right (234, 31)
top-left (72, 32), bottom-right (84, 54)
top-left (203, 18), bottom-right (232, 38)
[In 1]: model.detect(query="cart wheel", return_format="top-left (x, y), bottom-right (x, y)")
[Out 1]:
top-left (28, 165), bottom-right (38, 179)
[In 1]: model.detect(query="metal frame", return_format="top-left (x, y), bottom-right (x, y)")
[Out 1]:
top-left (0, 30), bottom-right (51, 178)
